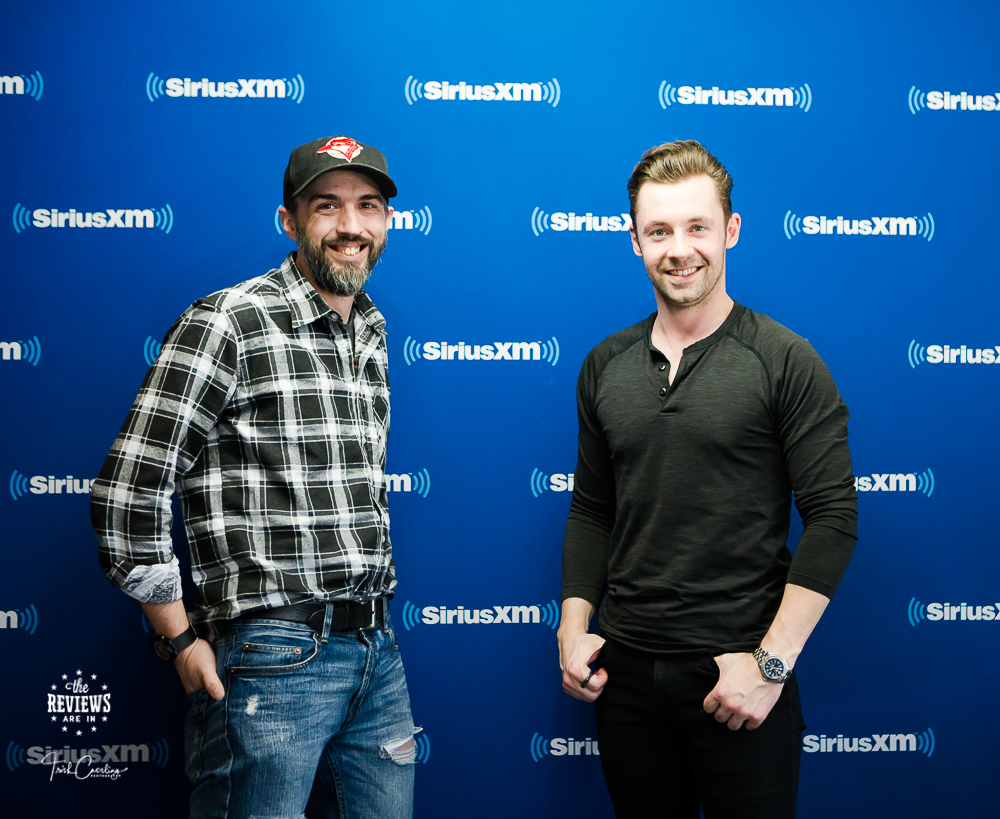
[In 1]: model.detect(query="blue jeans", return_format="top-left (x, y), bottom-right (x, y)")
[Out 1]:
top-left (185, 608), bottom-right (416, 819)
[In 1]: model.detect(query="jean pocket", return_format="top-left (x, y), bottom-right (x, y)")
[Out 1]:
top-left (184, 688), bottom-right (209, 784)
top-left (227, 627), bottom-right (320, 676)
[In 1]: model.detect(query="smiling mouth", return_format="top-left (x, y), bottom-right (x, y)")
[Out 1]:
top-left (665, 265), bottom-right (701, 278)
top-left (328, 242), bottom-right (367, 257)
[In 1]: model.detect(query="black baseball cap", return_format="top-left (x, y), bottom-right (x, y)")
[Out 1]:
top-left (283, 136), bottom-right (397, 207)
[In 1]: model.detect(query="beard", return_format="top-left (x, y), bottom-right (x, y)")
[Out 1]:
top-left (296, 229), bottom-right (387, 297)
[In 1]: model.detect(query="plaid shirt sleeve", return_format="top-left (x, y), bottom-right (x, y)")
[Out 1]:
top-left (91, 299), bottom-right (239, 604)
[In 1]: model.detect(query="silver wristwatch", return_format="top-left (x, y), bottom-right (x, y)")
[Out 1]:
top-left (752, 647), bottom-right (793, 683)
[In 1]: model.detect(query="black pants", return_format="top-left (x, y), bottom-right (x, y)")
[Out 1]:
top-left (594, 637), bottom-right (806, 819)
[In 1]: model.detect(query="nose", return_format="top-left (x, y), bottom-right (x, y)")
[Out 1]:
top-left (335, 205), bottom-right (363, 236)
top-left (667, 231), bottom-right (692, 258)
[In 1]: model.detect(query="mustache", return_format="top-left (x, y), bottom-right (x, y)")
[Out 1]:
top-left (323, 233), bottom-right (370, 249)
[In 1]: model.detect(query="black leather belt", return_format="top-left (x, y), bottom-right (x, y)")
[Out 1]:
top-left (237, 598), bottom-right (388, 632)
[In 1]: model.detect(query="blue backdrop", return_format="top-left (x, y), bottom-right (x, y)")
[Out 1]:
top-left (2, 1), bottom-right (998, 816)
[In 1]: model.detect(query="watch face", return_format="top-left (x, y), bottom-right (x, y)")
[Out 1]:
top-left (153, 639), bottom-right (172, 661)
top-left (763, 657), bottom-right (786, 680)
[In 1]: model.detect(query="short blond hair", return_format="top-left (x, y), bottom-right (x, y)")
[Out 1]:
top-left (627, 140), bottom-right (733, 227)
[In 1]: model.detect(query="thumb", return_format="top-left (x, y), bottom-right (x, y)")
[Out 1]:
top-left (203, 669), bottom-right (225, 701)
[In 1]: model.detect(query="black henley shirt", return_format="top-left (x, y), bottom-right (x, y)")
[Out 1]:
top-left (562, 303), bottom-right (858, 655)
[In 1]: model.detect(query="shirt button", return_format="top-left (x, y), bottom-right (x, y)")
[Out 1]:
top-left (658, 364), bottom-right (666, 371)
top-left (658, 387), bottom-right (667, 396)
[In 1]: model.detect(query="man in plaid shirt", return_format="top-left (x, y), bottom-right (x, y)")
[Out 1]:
top-left (92, 136), bottom-right (417, 818)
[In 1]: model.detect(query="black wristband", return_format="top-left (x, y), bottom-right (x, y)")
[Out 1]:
top-left (153, 626), bottom-right (198, 661)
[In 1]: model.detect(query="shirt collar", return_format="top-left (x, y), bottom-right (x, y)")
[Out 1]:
top-left (277, 253), bottom-right (386, 334)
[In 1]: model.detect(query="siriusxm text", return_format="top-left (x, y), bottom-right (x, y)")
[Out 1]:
top-left (28, 209), bottom-right (155, 229)
top-left (421, 342), bottom-right (544, 361)
top-left (804, 734), bottom-right (920, 753)
top-left (420, 606), bottom-right (542, 624)
top-left (923, 602), bottom-right (998, 621)
top-left (924, 345), bottom-right (999, 364)
top-left (854, 474), bottom-right (922, 492)
top-left (17, 475), bottom-right (94, 495)
top-left (802, 216), bottom-right (920, 236)
top-left (421, 81), bottom-right (544, 101)
top-left (925, 91), bottom-right (1000, 111)
top-left (24, 745), bottom-right (150, 764)
top-left (675, 86), bottom-right (797, 106)
top-left (550, 738), bottom-right (599, 756)
top-left (548, 212), bottom-right (632, 232)
top-left (163, 78), bottom-right (289, 98)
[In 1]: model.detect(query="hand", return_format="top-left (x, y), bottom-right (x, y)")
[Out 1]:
top-left (702, 652), bottom-right (782, 731)
top-left (174, 638), bottom-right (225, 701)
top-left (558, 630), bottom-right (607, 703)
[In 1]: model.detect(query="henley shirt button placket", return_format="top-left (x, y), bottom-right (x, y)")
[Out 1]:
top-left (658, 387), bottom-right (667, 396)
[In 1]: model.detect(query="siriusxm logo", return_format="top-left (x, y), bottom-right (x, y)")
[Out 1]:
top-left (529, 733), bottom-right (599, 761)
top-left (402, 337), bottom-right (559, 366)
top-left (399, 600), bottom-right (561, 630)
top-left (384, 470), bottom-right (431, 497)
top-left (908, 340), bottom-right (999, 367)
top-left (146, 73), bottom-right (305, 103)
top-left (908, 86), bottom-right (999, 114)
top-left (12, 204), bottom-right (174, 233)
top-left (529, 469), bottom-right (574, 497)
top-left (5, 739), bottom-right (170, 771)
top-left (659, 82), bottom-right (811, 111)
top-left (9, 471), bottom-right (94, 498)
top-left (143, 336), bottom-right (162, 367)
top-left (404, 76), bottom-right (560, 106)
top-left (0, 337), bottom-right (41, 366)
top-left (530, 208), bottom-right (632, 236)
top-left (803, 729), bottom-right (935, 756)
top-left (1, 72), bottom-right (44, 100)
top-left (854, 469), bottom-right (934, 496)
top-left (908, 598), bottom-right (998, 626)
top-left (0, 605), bottom-right (39, 634)
top-left (783, 211), bottom-right (934, 240)
top-left (272, 205), bottom-right (432, 236)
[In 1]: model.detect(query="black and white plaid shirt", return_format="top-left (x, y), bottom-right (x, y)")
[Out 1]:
top-left (92, 254), bottom-right (395, 631)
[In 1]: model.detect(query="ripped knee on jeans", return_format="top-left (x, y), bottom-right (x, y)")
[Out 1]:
top-left (379, 729), bottom-right (421, 765)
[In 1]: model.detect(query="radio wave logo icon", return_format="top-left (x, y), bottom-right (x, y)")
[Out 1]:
top-left (410, 469), bottom-right (431, 498)
top-left (908, 86), bottom-right (927, 115)
top-left (412, 206), bottom-right (432, 235)
top-left (658, 82), bottom-right (678, 108)
top-left (11, 605), bottom-right (39, 634)
top-left (916, 212), bottom-right (935, 241)
top-left (539, 600), bottom-right (560, 630)
top-left (146, 72), bottom-right (165, 101)
top-left (149, 738), bottom-right (170, 768)
top-left (529, 468), bottom-right (550, 497)
top-left (9, 470), bottom-right (29, 500)
top-left (530, 733), bottom-right (550, 762)
top-left (143, 336), bottom-right (162, 366)
top-left (414, 733), bottom-right (431, 764)
top-left (531, 207), bottom-right (551, 236)
top-left (908, 597), bottom-right (927, 627)
top-left (154, 204), bottom-right (174, 234)
top-left (286, 74), bottom-right (306, 104)
top-left (3, 71), bottom-right (44, 100)
top-left (274, 206), bottom-right (284, 236)
top-left (541, 337), bottom-right (560, 366)
top-left (400, 601), bottom-right (422, 631)
top-left (6, 742), bottom-right (26, 771)
top-left (8, 336), bottom-right (41, 366)
top-left (917, 729), bottom-right (936, 756)
top-left (12, 203), bottom-right (32, 233)
top-left (916, 468), bottom-right (935, 496)
top-left (402, 336), bottom-right (423, 365)
top-left (783, 211), bottom-right (803, 240)
top-left (404, 75), bottom-right (424, 105)
top-left (908, 340), bottom-right (926, 368)
top-left (390, 206), bottom-right (433, 234)
top-left (540, 79), bottom-right (561, 107)
top-left (793, 84), bottom-right (813, 111)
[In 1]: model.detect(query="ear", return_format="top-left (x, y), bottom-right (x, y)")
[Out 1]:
top-left (725, 212), bottom-right (741, 249)
top-left (629, 223), bottom-right (643, 257)
top-left (386, 205), bottom-right (394, 228)
top-left (278, 206), bottom-right (298, 242)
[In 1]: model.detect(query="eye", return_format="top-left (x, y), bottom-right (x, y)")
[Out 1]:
top-left (651, 229), bottom-right (667, 237)
top-left (691, 225), bottom-right (707, 233)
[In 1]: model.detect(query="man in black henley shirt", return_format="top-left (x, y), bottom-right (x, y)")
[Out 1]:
top-left (557, 141), bottom-right (857, 819)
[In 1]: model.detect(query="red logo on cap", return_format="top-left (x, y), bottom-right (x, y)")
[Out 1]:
top-left (317, 137), bottom-right (363, 162)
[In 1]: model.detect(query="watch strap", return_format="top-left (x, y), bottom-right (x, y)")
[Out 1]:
top-left (154, 626), bottom-right (197, 660)
top-left (752, 646), bottom-right (793, 683)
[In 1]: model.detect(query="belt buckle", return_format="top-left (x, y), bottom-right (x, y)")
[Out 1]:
top-left (365, 599), bottom-right (377, 629)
